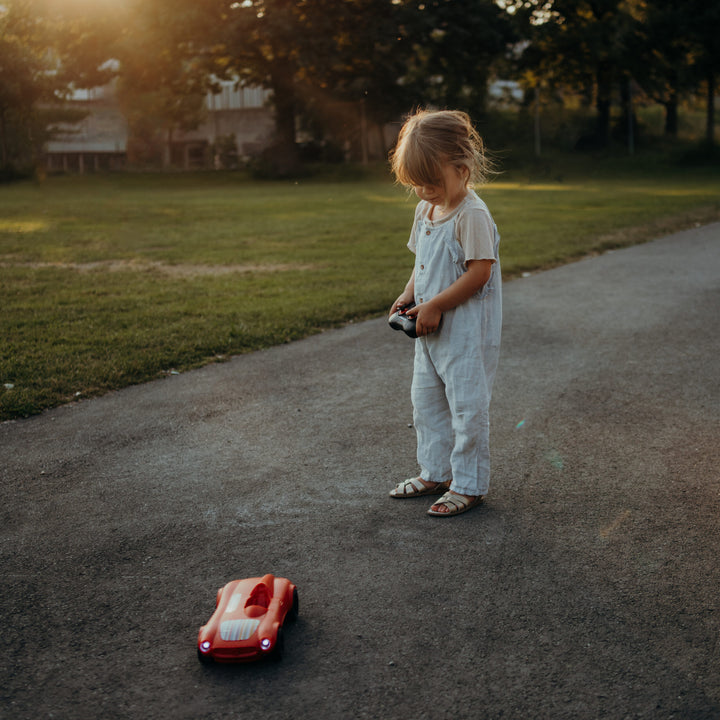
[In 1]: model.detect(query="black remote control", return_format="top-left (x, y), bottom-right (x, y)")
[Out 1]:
top-left (388, 302), bottom-right (418, 338)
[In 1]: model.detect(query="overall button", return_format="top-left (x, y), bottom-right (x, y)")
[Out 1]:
top-left (425, 230), bottom-right (431, 235)
top-left (420, 264), bottom-right (424, 270)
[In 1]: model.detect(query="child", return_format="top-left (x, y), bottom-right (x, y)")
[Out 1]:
top-left (387, 109), bottom-right (502, 517)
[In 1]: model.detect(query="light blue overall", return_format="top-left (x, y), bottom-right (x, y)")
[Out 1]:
top-left (411, 192), bottom-right (502, 497)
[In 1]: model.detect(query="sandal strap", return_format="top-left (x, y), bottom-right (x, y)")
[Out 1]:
top-left (435, 491), bottom-right (470, 511)
top-left (394, 477), bottom-right (426, 495)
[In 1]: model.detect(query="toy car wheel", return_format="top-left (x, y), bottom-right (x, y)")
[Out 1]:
top-left (270, 628), bottom-right (284, 662)
top-left (197, 648), bottom-right (213, 665)
top-left (288, 588), bottom-right (299, 622)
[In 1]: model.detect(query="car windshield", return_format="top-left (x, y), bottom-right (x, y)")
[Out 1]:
top-left (245, 585), bottom-right (270, 609)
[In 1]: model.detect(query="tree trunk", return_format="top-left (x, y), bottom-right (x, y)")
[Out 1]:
top-left (270, 56), bottom-right (297, 148)
top-left (534, 85), bottom-right (542, 158)
top-left (595, 96), bottom-right (611, 148)
top-left (0, 109), bottom-right (7, 168)
top-left (262, 55), bottom-right (302, 176)
top-left (163, 127), bottom-right (173, 169)
top-left (595, 64), bottom-right (612, 148)
top-left (706, 68), bottom-right (716, 146)
top-left (664, 92), bottom-right (679, 137)
top-left (619, 77), bottom-right (636, 154)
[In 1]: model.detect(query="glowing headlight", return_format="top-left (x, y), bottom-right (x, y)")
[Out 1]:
top-left (199, 641), bottom-right (212, 653)
top-left (260, 638), bottom-right (272, 651)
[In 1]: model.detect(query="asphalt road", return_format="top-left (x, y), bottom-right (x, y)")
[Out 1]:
top-left (2, 222), bottom-right (719, 720)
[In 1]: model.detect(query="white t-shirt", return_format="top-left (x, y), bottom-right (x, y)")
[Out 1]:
top-left (407, 191), bottom-right (496, 265)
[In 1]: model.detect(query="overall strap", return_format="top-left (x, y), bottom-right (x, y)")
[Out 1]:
top-left (438, 219), bottom-right (465, 268)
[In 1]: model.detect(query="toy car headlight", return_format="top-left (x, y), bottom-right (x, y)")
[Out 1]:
top-left (260, 638), bottom-right (272, 651)
top-left (199, 641), bottom-right (212, 653)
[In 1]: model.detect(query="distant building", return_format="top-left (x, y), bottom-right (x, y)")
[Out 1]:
top-left (178, 83), bottom-right (275, 169)
top-left (45, 79), bottom-right (275, 173)
top-left (45, 81), bottom-right (128, 173)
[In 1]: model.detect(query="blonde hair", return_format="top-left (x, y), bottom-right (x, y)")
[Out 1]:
top-left (390, 109), bottom-right (491, 189)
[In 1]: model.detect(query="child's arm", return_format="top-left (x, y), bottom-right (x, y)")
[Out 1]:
top-left (389, 269), bottom-right (416, 316)
top-left (409, 259), bottom-right (492, 336)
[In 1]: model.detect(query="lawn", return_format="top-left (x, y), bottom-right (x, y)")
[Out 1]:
top-left (2, 156), bottom-right (719, 420)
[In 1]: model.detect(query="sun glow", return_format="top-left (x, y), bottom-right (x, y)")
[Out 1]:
top-left (43, 0), bottom-right (130, 16)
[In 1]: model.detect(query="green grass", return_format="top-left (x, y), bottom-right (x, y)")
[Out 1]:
top-left (2, 156), bottom-right (720, 420)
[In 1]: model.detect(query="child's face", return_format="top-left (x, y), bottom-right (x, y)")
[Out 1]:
top-left (413, 163), bottom-right (468, 209)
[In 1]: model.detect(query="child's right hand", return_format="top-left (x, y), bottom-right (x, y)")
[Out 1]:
top-left (407, 301), bottom-right (442, 336)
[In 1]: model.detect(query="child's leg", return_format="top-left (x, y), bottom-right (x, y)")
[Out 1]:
top-left (445, 366), bottom-right (492, 497)
top-left (411, 343), bottom-right (453, 485)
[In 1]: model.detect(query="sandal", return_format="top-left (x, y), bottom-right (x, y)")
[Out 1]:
top-left (427, 491), bottom-right (484, 517)
top-left (389, 477), bottom-right (449, 498)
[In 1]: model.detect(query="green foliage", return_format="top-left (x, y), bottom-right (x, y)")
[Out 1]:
top-left (398, 0), bottom-right (516, 118)
top-left (3, 0), bottom-right (718, 173)
top-left (0, 1), bottom-right (54, 170)
top-left (511, 0), bottom-right (720, 148)
top-left (0, 0), bottom-right (118, 174)
top-left (113, 0), bottom-right (217, 168)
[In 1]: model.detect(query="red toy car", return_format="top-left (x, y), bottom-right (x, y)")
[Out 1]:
top-left (197, 574), bottom-right (298, 663)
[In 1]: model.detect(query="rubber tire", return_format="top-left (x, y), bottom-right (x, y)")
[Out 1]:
top-left (270, 628), bottom-right (284, 662)
top-left (288, 588), bottom-right (299, 622)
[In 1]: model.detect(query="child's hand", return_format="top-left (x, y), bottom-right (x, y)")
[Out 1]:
top-left (407, 301), bottom-right (442, 336)
top-left (389, 292), bottom-right (414, 317)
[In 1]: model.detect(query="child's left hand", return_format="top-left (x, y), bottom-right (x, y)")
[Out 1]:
top-left (407, 302), bottom-right (442, 336)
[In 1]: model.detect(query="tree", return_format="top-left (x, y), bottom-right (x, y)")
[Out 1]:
top-left (509, 0), bottom-right (645, 148)
top-left (0, 0), bottom-right (116, 175)
top-left (294, 0), bottom-right (417, 160)
top-left (684, 0), bottom-right (720, 146)
top-left (529, 0), bottom-right (641, 147)
top-left (397, 0), bottom-right (516, 120)
top-left (310, 3), bottom-right (409, 124)
top-left (206, 0), bottom-right (346, 153)
top-left (113, 0), bottom-right (218, 168)
top-left (111, 0), bottom-right (513, 168)
top-left (291, 0), bottom-right (516, 157)
top-left (636, 0), bottom-right (695, 137)
top-left (179, 0), bottom-right (418, 166)
top-left (0, 0), bottom-right (51, 172)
